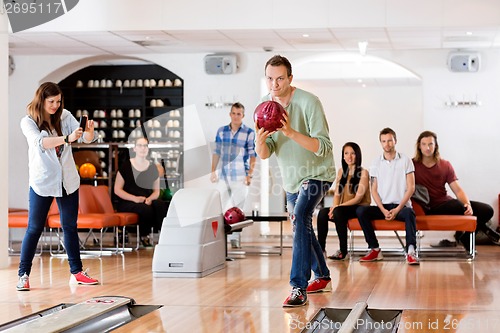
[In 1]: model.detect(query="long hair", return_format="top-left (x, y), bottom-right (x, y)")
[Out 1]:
top-left (339, 142), bottom-right (363, 194)
top-left (265, 55), bottom-right (292, 77)
top-left (414, 130), bottom-right (440, 163)
top-left (27, 82), bottom-right (64, 135)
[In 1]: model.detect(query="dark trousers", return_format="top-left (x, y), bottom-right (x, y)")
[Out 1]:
top-left (317, 205), bottom-right (359, 254)
top-left (116, 199), bottom-right (169, 237)
top-left (356, 204), bottom-right (417, 251)
top-left (428, 199), bottom-right (494, 248)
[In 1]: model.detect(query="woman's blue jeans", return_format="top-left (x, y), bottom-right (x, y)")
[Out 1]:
top-left (18, 187), bottom-right (83, 276)
top-left (286, 179), bottom-right (332, 290)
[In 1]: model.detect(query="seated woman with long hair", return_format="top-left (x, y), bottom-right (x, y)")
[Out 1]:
top-left (316, 142), bottom-right (370, 260)
top-left (114, 137), bottom-right (168, 247)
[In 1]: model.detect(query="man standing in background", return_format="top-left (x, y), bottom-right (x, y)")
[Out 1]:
top-left (211, 102), bottom-right (256, 248)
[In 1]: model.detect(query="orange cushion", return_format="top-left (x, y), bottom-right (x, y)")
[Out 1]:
top-left (348, 218), bottom-right (406, 231)
top-left (348, 215), bottom-right (476, 232)
top-left (79, 185), bottom-right (100, 214)
top-left (8, 211), bottom-right (29, 228)
top-left (79, 185), bottom-right (139, 226)
top-left (47, 213), bottom-right (120, 229)
top-left (416, 215), bottom-right (476, 232)
top-left (115, 212), bottom-right (139, 226)
top-left (91, 185), bottom-right (116, 214)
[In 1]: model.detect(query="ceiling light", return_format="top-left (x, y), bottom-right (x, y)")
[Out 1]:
top-left (302, 34), bottom-right (310, 38)
top-left (466, 31), bottom-right (473, 36)
top-left (358, 41), bottom-right (368, 56)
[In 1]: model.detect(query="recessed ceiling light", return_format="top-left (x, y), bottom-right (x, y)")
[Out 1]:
top-left (358, 41), bottom-right (368, 56)
top-left (357, 79), bottom-right (363, 83)
top-left (302, 34), bottom-right (310, 38)
top-left (466, 31), bottom-right (473, 36)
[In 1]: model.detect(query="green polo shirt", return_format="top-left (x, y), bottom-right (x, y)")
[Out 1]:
top-left (264, 88), bottom-right (336, 193)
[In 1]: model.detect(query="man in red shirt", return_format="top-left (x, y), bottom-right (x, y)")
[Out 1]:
top-left (413, 130), bottom-right (500, 252)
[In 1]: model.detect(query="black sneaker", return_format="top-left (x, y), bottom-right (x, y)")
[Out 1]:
top-left (458, 233), bottom-right (471, 253)
top-left (430, 239), bottom-right (457, 248)
top-left (328, 250), bottom-right (349, 261)
top-left (484, 227), bottom-right (500, 244)
top-left (283, 288), bottom-right (307, 307)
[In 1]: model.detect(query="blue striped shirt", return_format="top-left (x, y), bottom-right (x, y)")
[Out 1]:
top-left (214, 124), bottom-right (256, 181)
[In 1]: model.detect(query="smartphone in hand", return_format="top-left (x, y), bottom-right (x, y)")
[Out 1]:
top-left (79, 115), bottom-right (88, 130)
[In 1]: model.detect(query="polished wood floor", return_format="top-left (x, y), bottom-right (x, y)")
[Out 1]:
top-left (2, 232), bottom-right (500, 332)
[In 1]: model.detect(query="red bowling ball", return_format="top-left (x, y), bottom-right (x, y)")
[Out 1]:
top-left (254, 101), bottom-right (286, 132)
top-left (224, 207), bottom-right (246, 225)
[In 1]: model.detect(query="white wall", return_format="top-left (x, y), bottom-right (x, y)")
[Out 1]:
top-left (8, 49), bottom-right (500, 226)
top-left (295, 81), bottom-right (422, 167)
top-left (1, 8), bottom-right (10, 266)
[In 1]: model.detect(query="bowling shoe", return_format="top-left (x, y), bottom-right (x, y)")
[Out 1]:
top-left (70, 269), bottom-right (99, 285)
top-left (306, 277), bottom-right (332, 293)
top-left (283, 287), bottom-right (308, 307)
top-left (16, 273), bottom-right (30, 291)
top-left (359, 248), bottom-right (383, 262)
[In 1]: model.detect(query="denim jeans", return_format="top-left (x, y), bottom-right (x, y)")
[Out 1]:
top-left (356, 204), bottom-right (417, 251)
top-left (286, 179), bottom-right (332, 290)
top-left (18, 187), bottom-right (83, 276)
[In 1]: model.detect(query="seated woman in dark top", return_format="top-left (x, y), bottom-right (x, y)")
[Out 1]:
top-left (114, 137), bottom-right (167, 247)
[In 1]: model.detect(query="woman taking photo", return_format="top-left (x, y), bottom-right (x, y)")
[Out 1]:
top-left (316, 142), bottom-right (370, 260)
top-left (17, 82), bottom-right (99, 291)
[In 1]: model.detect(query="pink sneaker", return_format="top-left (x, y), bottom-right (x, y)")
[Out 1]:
top-left (306, 278), bottom-right (332, 293)
top-left (406, 253), bottom-right (420, 265)
top-left (70, 269), bottom-right (99, 285)
top-left (359, 249), bottom-right (383, 262)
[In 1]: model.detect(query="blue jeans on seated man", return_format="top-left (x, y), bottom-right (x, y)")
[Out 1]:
top-left (19, 187), bottom-right (83, 277)
top-left (356, 204), bottom-right (417, 251)
top-left (286, 179), bottom-right (332, 290)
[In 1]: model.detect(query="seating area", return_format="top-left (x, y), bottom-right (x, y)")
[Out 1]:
top-left (78, 185), bottom-right (140, 252)
top-left (347, 200), bottom-right (477, 260)
top-left (8, 209), bottom-right (32, 255)
top-left (7, 185), bottom-right (140, 256)
top-left (8, 191), bottom-right (480, 260)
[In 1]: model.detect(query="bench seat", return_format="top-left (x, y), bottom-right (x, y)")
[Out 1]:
top-left (8, 207), bottom-right (56, 255)
top-left (347, 201), bottom-right (477, 260)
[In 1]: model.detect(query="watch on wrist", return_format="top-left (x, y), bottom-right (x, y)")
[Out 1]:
top-left (64, 135), bottom-right (70, 145)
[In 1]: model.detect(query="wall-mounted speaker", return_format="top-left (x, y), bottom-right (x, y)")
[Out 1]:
top-left (448, 52), bottom-right (480, 72)
top-left (204, 54), bottom-right (238, 75)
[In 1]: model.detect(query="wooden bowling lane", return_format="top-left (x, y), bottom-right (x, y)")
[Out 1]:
top-left (1, 244), bottom-right (500, 332)
top-left (399, 310), bottom-right (500, 333)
